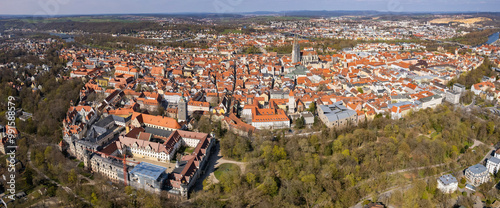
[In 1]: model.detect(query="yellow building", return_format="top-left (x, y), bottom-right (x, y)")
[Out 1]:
top-left (96, 76), bottom-right (110, 87)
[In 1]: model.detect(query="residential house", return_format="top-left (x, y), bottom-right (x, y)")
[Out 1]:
top-left (465, 164), bottom-right (490, 187)
top-left (437, 174), bottom-right (458, 194)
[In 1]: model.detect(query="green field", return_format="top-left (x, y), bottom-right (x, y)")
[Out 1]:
top-left (214, 163), bottom-right (240, 180)
top-left (221, 29), bottom-right (242, 34)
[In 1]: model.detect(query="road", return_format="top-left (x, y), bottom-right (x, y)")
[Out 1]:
top-left (29, 197), bottom-right (61, 208)
top-left (476, 139), bottom-right (496, 165)
top-left (285, 131), bottom-right (321, 138)
top-left (79, 175), bottom-right (96, 186)
top-left (387, 162), bottom-right (448, 175)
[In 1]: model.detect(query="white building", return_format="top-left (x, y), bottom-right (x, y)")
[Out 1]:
top-left (465, 164), bottom-right (490, 187)
top-left (251, 118), bottom-right (291, 130)
top-left (486, 154), bottom-right (500, 174)
top-left (453, 83), bottom-right (466, 94)
top-left (164, 92), bottom-right (181, 104)
top-left (418, 94), bottom-right (443, 109)
top-left (445, 90), bottom-right (461, 105)
top-left (437, 174), bottom-right (458, 194)
top-left (495, 149), bottom-right (500, 158)
top-left (249, 107), bottom-right (291, 130)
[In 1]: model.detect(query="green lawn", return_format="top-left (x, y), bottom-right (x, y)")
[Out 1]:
top-left (430, 131), bottom-right (440, 139)
top-left (214, 163), bottom-right (240, 180)
top-left (185, 147), bottom-right (195, 154)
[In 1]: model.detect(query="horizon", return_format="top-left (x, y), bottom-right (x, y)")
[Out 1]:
top-left (2, 10), bottom-right (500, 17)
top-left (0, 0), bottom-right (499, 16)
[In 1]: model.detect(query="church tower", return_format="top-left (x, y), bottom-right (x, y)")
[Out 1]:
top-left (178, 92), bottom-right (188, 122)
top-left (288, 90), bottom-right (296, 114)
top-left (291, 36), bottom-right (301, 64)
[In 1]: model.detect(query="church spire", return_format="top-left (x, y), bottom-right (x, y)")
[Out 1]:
top-left (292, 35), bottom-right (301, 64)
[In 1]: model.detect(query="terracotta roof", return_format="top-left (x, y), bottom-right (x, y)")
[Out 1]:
top-left (132, 112), bottom-right (181, 129)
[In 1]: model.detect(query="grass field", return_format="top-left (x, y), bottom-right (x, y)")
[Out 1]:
top-left (221, 29), bottom-right (242, 34)
top-left (214, 163), bottom-right (240, 180)
top-left (185, 147), bottom-right (195, 154)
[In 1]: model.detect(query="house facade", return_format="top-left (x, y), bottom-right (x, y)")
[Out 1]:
top-left (465, 164), bottom-right (490, 187)
top-left (437, 174), bottom-right (458, 194)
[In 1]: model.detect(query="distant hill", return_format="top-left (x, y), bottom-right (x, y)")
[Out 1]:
top-left (241, 10), bottom-right (381, 17)
top-left (0, 10), bottom-right (499, 19)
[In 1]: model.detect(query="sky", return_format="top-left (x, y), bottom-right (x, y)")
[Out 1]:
top-left (0, 0), bottom-right (499, 15)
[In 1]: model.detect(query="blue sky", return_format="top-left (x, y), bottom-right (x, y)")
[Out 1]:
top-left (0, 0), bottom-right (499, 15)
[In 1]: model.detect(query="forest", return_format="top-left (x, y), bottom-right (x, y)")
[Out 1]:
top-left (0, 20), bottom-right (164, 34)
top-left (72, 34), bottom-right (209, 51)
top-left (191, 103), bottom-right (500, 207)
top-left (450, 29), bottom-right (499, 46)
top-left (448, 57), bottom-right (498, 89)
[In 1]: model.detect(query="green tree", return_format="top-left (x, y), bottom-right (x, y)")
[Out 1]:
top-left (91, 192), bottom-right (99, 205)
top-left (295, 117), bottom-right (305, 129)
top-left (272, 145), bottom-right (287, 161)
top-left (257, 176), bottom-right (279, 196)
top-left (135, 84), bottom-right (142, 92)
top-left (246, 172), bottom-right (257, 188)
top-left (44, 146), bottom-right (53, 159)
top-left (487, 121), bottom-right (495, 135)
top-left (47, 185), bottom-right (57, 197)
top-left (24, 167), bottom-right (33, 187)
top-left (125, 186), bottom-right (134, 195)
top-left (68, 169), bottom-right (77, 184)
top-left (341, 149), bottom-right (350, 157)
top-left (333, 139), bottom-right (343, 153)
top-left (308, 102), bottom-right (317, 113)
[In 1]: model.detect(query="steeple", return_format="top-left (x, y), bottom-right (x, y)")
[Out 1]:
top-left (292, 35), bottom-right (301, 64)
top-left (178, 91), bottom-right (188, 122)
top-left (288, 90), bottom-right (296, 114)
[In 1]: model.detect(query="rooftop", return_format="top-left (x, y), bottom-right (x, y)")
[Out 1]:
top-left (438, 174), bottom-right (457, 185)
top-left (319, 101), bottom-right (357, 122)
top-left (129, 162), bottom-right (167, 180)
top-left (467, 164), bottom-right (487, 175)
top-left (489, 156), bottom-right (500, 165)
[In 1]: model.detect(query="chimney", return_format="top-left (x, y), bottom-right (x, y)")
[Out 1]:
top-left (175, 160), bottom-right (179, 168)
